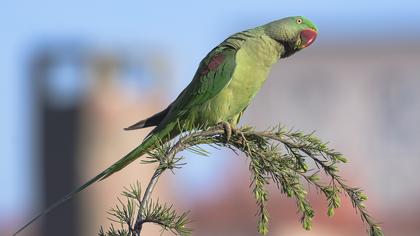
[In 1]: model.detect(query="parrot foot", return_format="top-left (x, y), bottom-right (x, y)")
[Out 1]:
top-left (218, 121), bottom-right (232, 143)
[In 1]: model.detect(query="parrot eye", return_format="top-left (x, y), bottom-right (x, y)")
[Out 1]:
top-left (296, 18), bottom-right (303, 24)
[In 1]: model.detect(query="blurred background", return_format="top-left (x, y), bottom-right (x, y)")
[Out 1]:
top-left (1, 0), bottom-right (420, 235)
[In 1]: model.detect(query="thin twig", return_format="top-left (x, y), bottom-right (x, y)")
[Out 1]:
top-left (133, 169), bottom-right (163, 235)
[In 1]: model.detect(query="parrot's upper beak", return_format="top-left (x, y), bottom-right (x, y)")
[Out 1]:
top-left (300, 29), bottom-right (317, 48)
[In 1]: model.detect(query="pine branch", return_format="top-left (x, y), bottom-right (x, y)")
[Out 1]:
top-left (99, 124), bottom-right (383, 236)
top-left (99, 181), bottom-right (192, 236)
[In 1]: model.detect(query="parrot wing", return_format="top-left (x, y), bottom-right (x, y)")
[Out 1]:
top-left (171, 44), bottom-right (238, 116)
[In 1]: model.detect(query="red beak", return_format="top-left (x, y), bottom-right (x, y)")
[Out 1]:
top-left (300, 29), bottom-right (317, 48)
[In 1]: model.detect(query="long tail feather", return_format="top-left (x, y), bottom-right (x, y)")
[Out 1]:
top-left (13, 132), bottom-right (161, 235)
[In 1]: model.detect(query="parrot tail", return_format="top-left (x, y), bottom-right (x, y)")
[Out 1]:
top-left (13, 125), bottom-right (171, 236)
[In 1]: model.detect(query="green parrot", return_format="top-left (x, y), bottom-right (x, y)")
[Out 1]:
top-left (15, 16), bottom-right (317, 235)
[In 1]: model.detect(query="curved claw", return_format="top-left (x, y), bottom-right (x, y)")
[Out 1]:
top-left (218, 121), bottom-right (232, 143)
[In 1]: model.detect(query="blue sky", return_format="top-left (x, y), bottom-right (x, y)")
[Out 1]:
top-left (1, 0), bottom-right (420, 219)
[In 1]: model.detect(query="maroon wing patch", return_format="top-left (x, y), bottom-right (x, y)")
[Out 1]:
top-left (200, 53), bottom-right (225, 75)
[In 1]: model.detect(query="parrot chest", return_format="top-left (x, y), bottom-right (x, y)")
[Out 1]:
top-left (200, 36), bottom-right (280, 124)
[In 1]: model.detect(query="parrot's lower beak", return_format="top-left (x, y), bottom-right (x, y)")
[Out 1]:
top-left (300, 29), bottom-right (317, 48)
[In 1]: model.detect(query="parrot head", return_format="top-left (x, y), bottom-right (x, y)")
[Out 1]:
top-left (264, 16), bottom-right (318, 57)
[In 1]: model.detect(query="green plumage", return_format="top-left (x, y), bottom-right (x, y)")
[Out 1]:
top-left (15, 16), bottom-right (318, 235)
